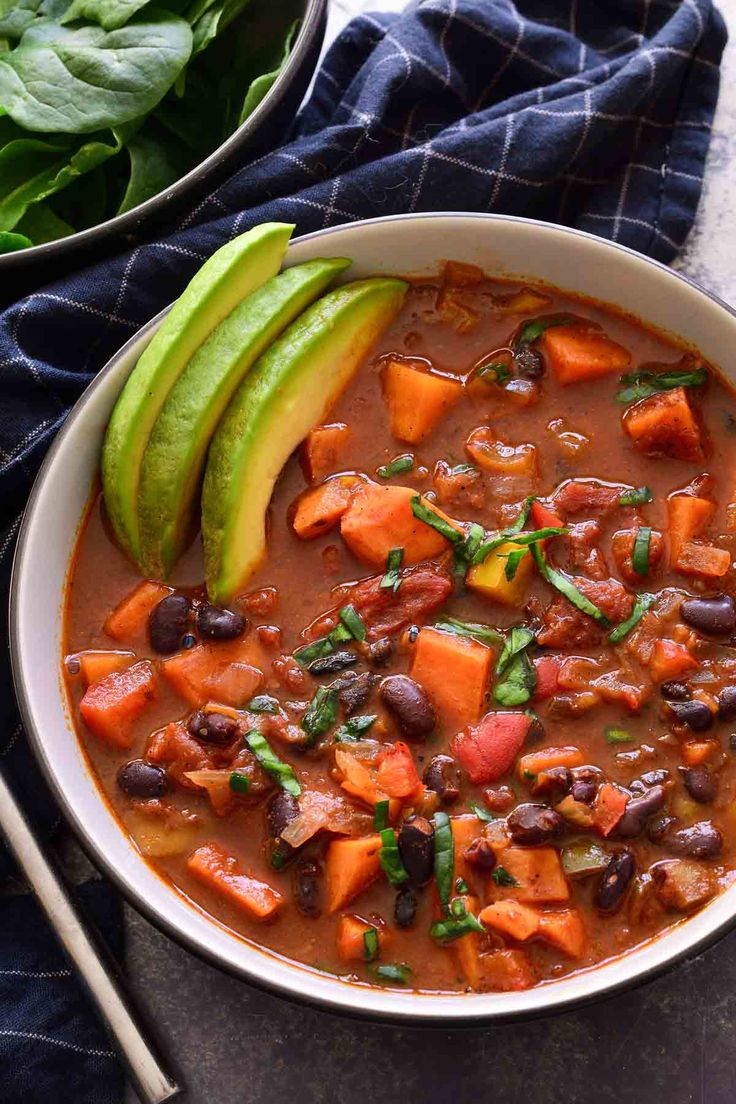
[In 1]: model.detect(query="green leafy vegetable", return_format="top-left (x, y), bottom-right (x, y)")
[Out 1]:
top-left (301, 686), bottom-right (339, 745)
top-left (377, 453), bottom-right (414, 479)
top-left (632, 526), bottom-right (651, 577)
top-left (472, 525), bottom-right (567, 567)
top-left (373, 799), bottom-right (389, 832)
top-left (430, 902), bottom-right (485, 943)
top-left (492, 865), bottom-right (519, 887)
top-left (247, 694), bottom-right (280, 714)
top-left (374, 963), bottom-right (412, 983)
top-left (61, 0), bottom-right (154, 31)
top-left (607, 592), bottom-right (656, 644)
top-left (410, 494), bottom-right (463, 545)
top-left (494, 624), bottom-right (537, 707)
top-left (434, 616), bottom-right (503, 647)
top-left (228, 770), bottom-right (250, 793)
top-left (380, 547), bottom-right (404, 593)
top-left (379, 828), bottom-right (409, 886)
top-left (619, 485), bottom-right (653, 506)
top-left (339, 604), bottom-right (366, 641)
top-left (504, 547), bottom-right (527, 581)
top-left (363, 926), bottom-right (379, 962)
top-left (469, 801), bottom-right (495, 822)
top-left (530, 542), bottom-right (610, 625)
top-left (245, 730), bottom-right (301, 797)
top-left (334, 714), bottom-right (378, 743)
top-left (433, 811), bottom-right (454, 914)
top-left (515, 315), bottom-right (574, 349)
top-left (616, 365), bottom-right (707, 404)
top-left (476, 359), bottom-right (511, 385)
top-left (605, 727), bottom-right (633, 744)
top-left (293, 603), bottom-right (365, 667)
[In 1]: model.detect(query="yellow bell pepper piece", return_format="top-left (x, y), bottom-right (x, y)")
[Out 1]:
top-left (466, 541), bottom-right (533, 606)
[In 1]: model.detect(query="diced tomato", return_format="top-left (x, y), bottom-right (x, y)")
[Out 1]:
top-left (648, 639), bottom-right (698, 684)
top-left (481, 950), bottom-right (535, 991)
top-left (593, 782), bottom-right (629, 837)
top-left (538, 576), bottom-right (633, 649)
top-left (146, 721), bottom-right (228, 786)
top-left (533, 654), bottom-right (563, 700)
top-left (530, 499), bottom-right (564, 529)
top-left (104, 581), bottom-right (172, 642)
top-left (376, 742), bottom-right (421, 799)
top-left (332, 566), bottom-right (453, 641)
top-left (79, 661), bottom-right (157, 748)
top-left (451, 711), bottom-right (532, 784)
top-left (612, 527), bottom-right (665, 585)
top-left (551, 479), bottom-right (623, 517)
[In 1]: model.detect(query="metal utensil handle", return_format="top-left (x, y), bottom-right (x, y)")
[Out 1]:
top-left (0, 768), bottom-right (179, 1104)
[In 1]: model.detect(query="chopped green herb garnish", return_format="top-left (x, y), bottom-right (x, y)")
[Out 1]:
top-left (339, 604), bottom-right (367, 642)
top-left (608, 592), bottom-right (657, 644)
top-left (616, 365), bottom-right (707, 404)
top-left (334, 714), bottom-right (378, 743)
top-left (247, 695), bottom-right (280, 714)
top-left (245, 731), bottom-right (301, 797)
top-left (455, 877), bottom-right (469, 894)
top-left (605, 727), bottom-right (634, 744)
top-left (469, 802), bottom-right (495, 822)
top-left (430, 901), bottom-right (485, 943)
top-left (504, 547), bottom-right (528, 581)
top-left (363, 927), bottom-right (380, 962)
top-left (472, 526), bottom-right (567, 567)
top-left (522, 769), bottom-right (537, 781)
top-left (619, 485), bottom-right (653, 506)
top-left (301, 686), bottom-right (339, 745)
top-left (377, 454), bottom-right (414, 479)
top-left (496, 626), bottom-right (535, 675)
top-left (380, 547), bottom-right (404, 592)
top-left (410, 494), bottom-right (463, 545)
top-left (477, 359), bottom-right (511, 385)
top-left (515, 315), bottom-right (574, 349)
top-left (494, 625), bottom-right (537, 707)
top-left (374, 799), bottom-right (390, 832)
top-left (379, 828), bottom-right (409, 886)
top-left (508, 495), bottom-right (536, 534)
top-left (375, 963), bottom-right (412, 983)
top-left (492, 866), bottom-right (519, 887)
top-left (434, 616), bottom-right (503, 647)
top-left (454, 521), bottom-right (486, 579)
top-left (530, 542), bottom-right (610, 625)
top-left (451, 463), bottom-right (477, 475)
top-left (229, 771), bottom-right (250, 794)
top-left (433, 811), bottom-right (454, 914)
top-left (632, 526), bottom-right (651, 577)
top-left (270, 847), bottom-right (287, 870)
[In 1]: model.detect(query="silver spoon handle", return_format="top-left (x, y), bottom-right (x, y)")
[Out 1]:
top-left (0, 768), bottom-right (179, 1104)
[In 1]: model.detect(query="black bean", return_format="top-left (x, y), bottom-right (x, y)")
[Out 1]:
top-left (667, 820), bottom-right (723, 858)
top-left (507, 803), bottom-right (563, 846)
top-left (596, 850), bottom-right (635, 912)
top-left (366, 638), bottom-right (394, 668)
top-left (340, 671), bottom-right (377, 716)
top-left (680, 766), bottom-right (716, 804)
top-left (648, 814), bottom-right (678, 844)
top-left (640, 768), bottom-right (671, 788)
top-left (531, 766), bottom-right (572, 801)
top-left (293, 860), bottom-right (321, 917)
top-left (380, 675), bottom-right (435, 739)
top-left (398, 815), bottom-right (434, 886)
top-left (718, 685), bottom-right (736, 722)
top-left (730, 732), bottom-right (736, 752)
top-left (149, 594), bottom-right (191, 654)
top-left (308, 651), bottom-right (358, 675)
top-left (570, 779), bottom-right (597, 804)
top-left (515, 345), bottom-right (544, 379)
top-left (526, 713), bottom-right (546, 742)
top-left (267, 790), bottom-right (300, 841)
top-left (668, 699), bottom-right (714, 732)
top-left (616, 785), bottom-right (666, 838)
top-left (187, 710), bottom-right (238, 745)
top-left (571, 765), bottom-right (604, 786)
top-left (394, 885), bottom-right (418, 929)
top-left (464, 837), bottom-right (497, 872)
top-left (423, 754), bottom-right (460, 804)
top-left (196, 602), bottom-right (246, 641)
top-left (680, 594), bottom-right (736, 636)
top-left (661, 680), bottom-right (692, 702)
top-left (117, 759), bottom-right (167, 799)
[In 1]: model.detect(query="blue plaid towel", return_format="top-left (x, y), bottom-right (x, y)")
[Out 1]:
top-left (0, 0), bottom-right (726, 1100)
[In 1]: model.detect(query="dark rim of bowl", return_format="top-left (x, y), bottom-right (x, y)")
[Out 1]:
top-left (0, 0), bottom-right (326, 267)
top-left (10, 212), bottom-right (736, 1025)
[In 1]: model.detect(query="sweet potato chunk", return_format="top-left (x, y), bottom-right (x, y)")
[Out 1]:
top-left (292, 477), bottom-right (358, 540)
top-left (410, 627), bottom-right (493, 730)
top-left (301, 423), bottom-right (350, 483)
top-left (652, 860), bottom-right (715, 912)
top-left (384, 359), bottom-right (462, 443)
top-left (623, 387), bottom-right (703, 461)
top-left (187, 842), bottom-right (282, 920)
top-left (340, 484), bottom-right (461, 568)
top-left (104, 581), bottom-right (172, 642)
top-left (79, 661), bottom-right (156, 748)
top-left (541, 325), bottom-right (630, 384)
top-left (325, 835), bottom-right (382, 912)
top-left (465, 427), bottom-right (537, 476)
top-left (667, 492), bottom-right (714, 566)
top-left (481, 949), bottom-right (535, 991)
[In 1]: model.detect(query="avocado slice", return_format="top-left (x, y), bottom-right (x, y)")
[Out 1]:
top-left (202, 277), bottom-right (408, 605)
top-left (137, 257), bottom-right (351, 578)
top-left (101, 221), bottom-right (294, 563)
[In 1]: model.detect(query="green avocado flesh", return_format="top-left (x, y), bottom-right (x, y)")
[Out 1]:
top-left (137, 257), bottom-right (351, 578)
top-left (101, 221), bottom-right (294, 563)
top-left (202, 276), bottom-right (408, 605)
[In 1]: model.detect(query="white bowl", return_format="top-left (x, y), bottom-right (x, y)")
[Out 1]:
top-left (11, 213), bottom-right (736, 1022)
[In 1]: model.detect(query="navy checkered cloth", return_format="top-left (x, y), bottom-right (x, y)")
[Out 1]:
top-left (0, 0), bottom-right (726, 1100)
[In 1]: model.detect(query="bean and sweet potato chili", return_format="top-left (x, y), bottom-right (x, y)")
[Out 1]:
top-left (64, 263), bottom-right (736, 993)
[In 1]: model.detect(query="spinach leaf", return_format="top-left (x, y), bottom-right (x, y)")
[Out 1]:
top-left (616, 365), bottom-right (707, 404)
top-left (190, 0), bottom-right (250, 56)
top-left (0, 229), bottom-right (33, 251)
top-left (239, 16), bottom-right (296, 122)
top-left (15, 198), bottom-right (74, 242)
top-left (0, 14), bottom-right (193, 133)
top-left (61, 0), bottom-right (153, 31)
top-left (116, 119), bottom-right (189, 213)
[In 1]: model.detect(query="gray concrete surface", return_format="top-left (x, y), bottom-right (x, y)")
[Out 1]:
top-left (123, 3), bottom-right (736, 1101)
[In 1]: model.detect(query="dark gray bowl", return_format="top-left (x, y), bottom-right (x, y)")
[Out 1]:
top-left (0, 0), bottom-right (327, 304)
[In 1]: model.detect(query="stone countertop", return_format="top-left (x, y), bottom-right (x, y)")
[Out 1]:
top-left (124, 3), bottom-right (736, 1101)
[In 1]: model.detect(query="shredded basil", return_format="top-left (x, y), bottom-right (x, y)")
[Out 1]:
top-left (616, 365), bottom-right (707, 404)
top-left (380, 547), bottom-right (404, 592)
top-left (477, 359), bottom-right (511, 385)
top-left (619, 485), bottom-right (653, 506)
top-left (375, 963), bottom-right (412, 983)
top-left (472, 525), bottom-right (567, 567)
top-left (374, 799), bottom-right (390, 831)
top-left (430, 901), bottom-right (485, 943)
top-left (632, 526), bottom-right (652, 577)
top-left (434, 616), bottom-right (503, 647)
top-left (377, 454), bottom-right (414, 479)
top-left (605, 727), bottom-right (634, 744)
top-left (293, 604), bottom-right (365, 666)
top-left (339, 604), bottom-right (367, 642)
top-left (451, 463), bottom-right (477, 475)
top-left (301, 686), bottom-right (339, 745)
top-left (228, 771), bottom-right (250, 794)
top-left (247, 695), bottom-right (280, 714)
top-left (515, 314), bottom-right (574, 349)
top-left (363, 927), bottom-right (380, 962)
top-left (455, 877), bottom-right (469, 894)
top-left (454, 521), bottom-right (486, 579)
top-left (410, 495), bottom-right (463, 545)
top-left (504, 547), bottom-right (528, 581)
top-left (245, 731), bottom-right (301, 797)
top-left (469, 802), bottom-right (495, 822)
top-left (379, 828), bottom-right (409, 886)
top-left (492, 865), bottom-right (519, 887)
top-left (433, 811), bottom-right (454, 914)
top-left (494, 625), bottom-right (537, 707)
top-left (608, 592), bottom-right (657, 644)
top-left (334, 714), bottom-right (378, 743)
top-left (530, 542), bottom-right (610, 625)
